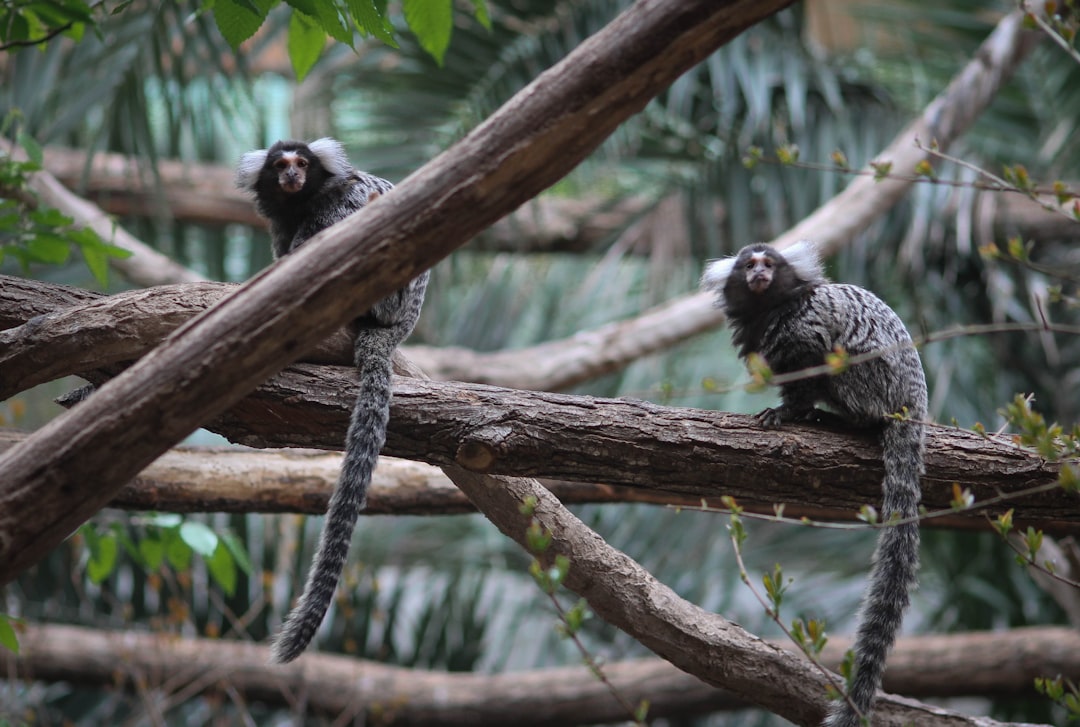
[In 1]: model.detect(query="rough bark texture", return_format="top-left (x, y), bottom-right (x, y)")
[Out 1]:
top-left (0, 278), bottom-right (353, 401)
top-left (1, 0), bottom-right (804, 587)
top-left (194, 364), bottom-right (1070, 533)
top-left (8, 623), bottom-right (1071, 725)
top-left (0, 431), bottom-right (783, 517)
top-left (0, 274), bottom-right (1069, 533)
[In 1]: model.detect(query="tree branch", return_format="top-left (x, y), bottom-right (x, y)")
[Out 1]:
top-left (0, 275), bottom-right (1070, 533)
top-left (8, 622), bottom-right (1069, 725)
top-left (0, 431), bottom-right (761, 517)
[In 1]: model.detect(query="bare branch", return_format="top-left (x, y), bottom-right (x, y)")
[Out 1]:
top-left (9, 622), bottom-right (1068, 725)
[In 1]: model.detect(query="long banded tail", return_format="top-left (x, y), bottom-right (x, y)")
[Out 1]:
top-left (825, 419), bottom-right (923, 727)
top-left (270, 328), bottom-right (397, 664)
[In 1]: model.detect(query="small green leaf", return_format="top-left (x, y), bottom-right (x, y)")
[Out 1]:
top-left (180, 521), bottom-right (219, 557)
top-left (470, 0), bottom-right (491, 30)
top-left (139, 537), bottom-right (166, 570)
top-left (25, 235), bottom-right (71, 264)
top-left (403, 0), bottom-right (453, 65)
top-left (288, 10), bottom-right (325, 81)
top-left (81, 243), bottom-right (110, 286)
top-left (207, 543), bottom-right (238, 596)
top-left (87, 533), bottom-right (118, 584)
top-left (212, 0), bottom-right (268, 49)
top-left (165, 530), bottom-right (193, 570)
top-left (305, 2), bottom-right (352, 45)
top-left (17, 131), bottom-right (43, 167)
top-left (0, 615), bottom-right (20, 654)
top-left (220, 531), bottom-right (255, 575)
top-left (346, 0), bottom-right (397, 46)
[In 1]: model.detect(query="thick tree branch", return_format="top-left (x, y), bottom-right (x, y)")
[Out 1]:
top-left (0, 278), bottom-right (353, 400)
top-left (0, 277), bottom-right (1070, 532)
top-left (210, 366), bottom-right (1074, 535)
top-left (8, 623), bottom-right (1070, 725)
top-left (0, 431), bottom-right (752, 516)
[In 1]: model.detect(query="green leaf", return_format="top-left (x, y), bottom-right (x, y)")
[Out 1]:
top-left (470, 0), bottom-right (491, 30)
top-left (165, 530), bottom-right (193, 570)
top-left (29, 207), bottom-right (73, 227)
top-left (403, 0), bottom-right (452, 65)
top-left (304, 2), bottom-right (352, 45)
top-left (220, 531), bottom-right (255, 575)
top-left (81, 243), bottom-right (110, 286)
top-left (16, 131), bottom-right (43, 167)
top-left (288, 10), bottom-right (325, 81)
top-left (213, 0), bottom-right (269, 49)
top-left (346, 0), bottom-right (397, 46)
top-left (179, 521), bottom-right (219, 557)
top-left (0, 615), bottom-right (19, 654)
top-left (138, 537), bottom-right (165, 570)
top-left (26, 235), bottom-right (71, 264)
top-left (207, 543), bottom-right (238, 596)
top-left (87, 533), bottom-right (118, 584)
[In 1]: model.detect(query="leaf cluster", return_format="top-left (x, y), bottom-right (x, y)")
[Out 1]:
top-left (211, 0), bottom-right (491, 78)
top-left (78, 514), bottom-right (253, 598)
top-left (0, 125), bottom-right (129, 285)
top-left (0, 0), bottom-right (95, 51)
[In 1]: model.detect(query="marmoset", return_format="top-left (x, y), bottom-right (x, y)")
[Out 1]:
top-left (237, 138), bottom-right (429, 663)
top-left (702, 241), bottom-right (926, 727)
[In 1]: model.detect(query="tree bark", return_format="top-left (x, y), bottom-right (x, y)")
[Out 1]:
top-left (2, 427), bottom-right (1061, 531)
top-left (0, 274), bottom-right (1070, 534)
top-left (7, 622), bottom-right (1069, 726)
top-left (0, 430), bottom-right (776, 517)
top-left (203, 365), bottom-right (1068, 534)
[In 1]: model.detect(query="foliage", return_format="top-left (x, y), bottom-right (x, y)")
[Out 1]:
top-left (211, 0), bottom-right (491, 77)
top-left (78, 514), bottom-right (253, 597)
top-left (0, 122), bottom-right (130, 285)
top-left (0, 0), bottom-right (97, 52)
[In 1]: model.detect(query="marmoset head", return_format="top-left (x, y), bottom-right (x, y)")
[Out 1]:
top-left (236, 138), bottom-right (352, 205)
top-left (701, 241), bottom-right (824, 314)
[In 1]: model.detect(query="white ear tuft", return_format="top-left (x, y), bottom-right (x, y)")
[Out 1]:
top-left (701, 254), bottom-right (738, 309)
top-left (781, 239), bottom-right (826, 282)
top-left (307, 137), bottom-right (352, 176)
top-left (701, 256), bottom-right (736, 292)
top-left (235, 148), bottom-right (268, 191)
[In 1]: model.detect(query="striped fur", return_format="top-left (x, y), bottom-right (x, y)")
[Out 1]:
top-left (707, 242), bottom-right (926, 726)
top-left (237, 139), bottom-right (429, 663)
